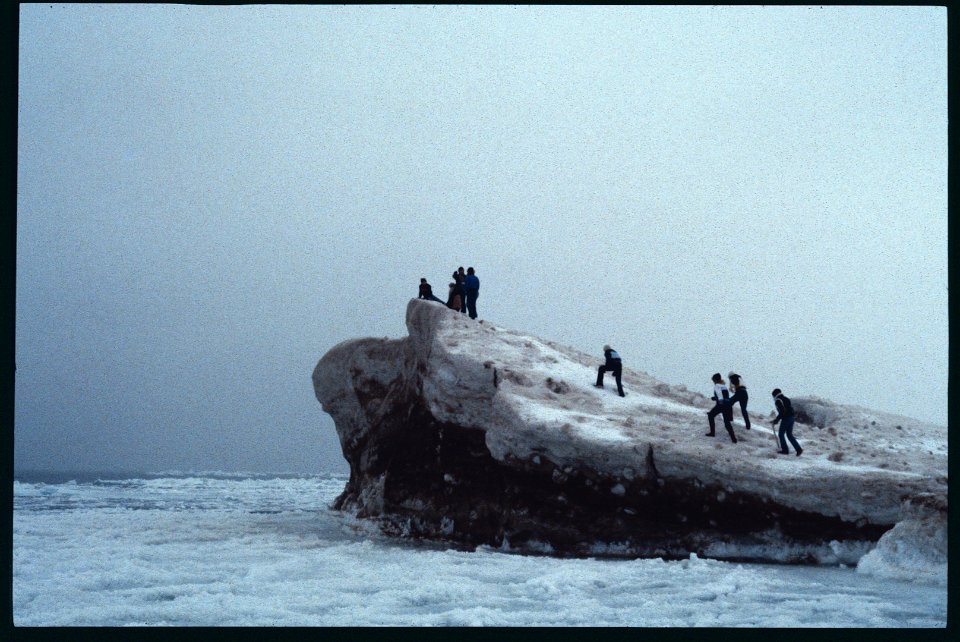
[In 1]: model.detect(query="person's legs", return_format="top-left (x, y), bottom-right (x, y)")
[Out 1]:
top-left (777, 424), bottom-right (789, 453)
top-left (596, 365), bottom-right (607, 387)
top-left (466, 292), bottom-right (478, 319)
top-left (783, 416), bottom-right (802, 454)
top-left (614, 369), bottom-right (624, 396)
top-left (706, 405), bottom-right (720, 435)
top-left (723, 406), bottom-right (737, 442)
top-left (739, 400), bottom-right (751, 429)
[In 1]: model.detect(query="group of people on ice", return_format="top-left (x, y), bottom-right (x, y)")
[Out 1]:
top-left (705, 372), bottom-right (801, 455)
top-left (417, 267), bottom-right (480, 319)
top-left (594, 350), bottom-right (802, 456)
top-left (417, 273), bottom-right (802, 457)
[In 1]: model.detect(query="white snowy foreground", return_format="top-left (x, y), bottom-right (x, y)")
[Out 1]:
top-left (12, 474), bottom-right (946, 627)
top-left (313, 300), bottom-right (947, 569)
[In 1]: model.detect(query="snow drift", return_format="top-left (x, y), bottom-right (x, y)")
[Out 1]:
top-left (312, 299), bottom-right (947, 569)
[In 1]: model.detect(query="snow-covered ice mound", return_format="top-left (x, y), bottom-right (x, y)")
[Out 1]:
top-left (313, 299), bottom-right (946, 570)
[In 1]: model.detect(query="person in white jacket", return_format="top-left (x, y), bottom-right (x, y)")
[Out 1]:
top-left (706, 373), bottom-right (737, 443)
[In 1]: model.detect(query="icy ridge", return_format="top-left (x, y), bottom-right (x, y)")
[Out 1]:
top-left (313, 299), bottom-right (946, 568)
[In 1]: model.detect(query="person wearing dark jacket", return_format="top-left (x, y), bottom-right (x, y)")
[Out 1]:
top-left (706, 373), bottom-right (737, 442)
top-left (772, 388), bottom-right (802, 455)
top-left (418, 278), bottom-right (444, 303)
top-left (453, 267), bottom-right (467, 313)
top-left (728, 372), bottom-right (750, 430)
top-left (594, 345), bottom-right (625, 397)
top-left (464, 267), bottom-right (480, 319)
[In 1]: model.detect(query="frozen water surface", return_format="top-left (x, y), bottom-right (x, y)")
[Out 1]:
top-left (13, 473), bottom-right (945, 627)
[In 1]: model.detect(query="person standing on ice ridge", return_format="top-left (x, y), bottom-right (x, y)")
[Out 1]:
top-left (464, 267), bottom-right (480, 319)
top-left (594, 345), bottom-right (625, 397)
top-left (706, 373), bottom-right (737, 442)
top-left (453, 267), bottom-right (467, 314)
top-left (771, 388), bottom-right (802, 456)
top-left (728, 372), bottom-right (751, 430)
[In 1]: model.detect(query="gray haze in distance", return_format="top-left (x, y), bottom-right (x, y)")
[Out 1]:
top-left (16, 5), bottom-right (947, 474)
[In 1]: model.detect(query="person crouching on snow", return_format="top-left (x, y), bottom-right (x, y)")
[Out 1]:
top-left (418, 278), bottom-right (444, 303)
top-left (594, 345), bottom-right (625, 397)
top-left (706, 373), bottom-right (737, 443)
top-left (446, 282), bottom-right (462, 311)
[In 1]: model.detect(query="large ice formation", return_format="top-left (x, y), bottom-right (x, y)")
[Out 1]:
top-left (312, 299), bottom-right (946, 567)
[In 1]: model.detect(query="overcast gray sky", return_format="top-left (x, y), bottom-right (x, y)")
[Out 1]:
top-left (16, 5), bottom-right (947, 474)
